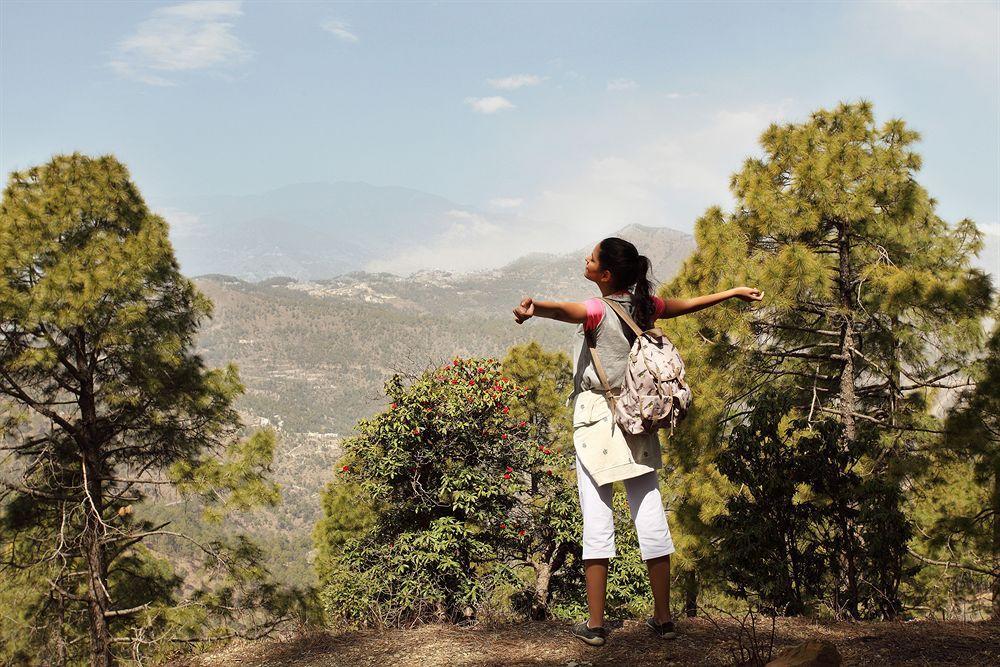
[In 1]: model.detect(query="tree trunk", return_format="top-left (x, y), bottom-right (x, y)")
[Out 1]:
top-left (56, 591), bottom-right (68, 667)
top-left (836, 220), bottom-right (858, 445)
top-left (992, 459), bottom-right (1000, 621)
top-left (531, 544), bottom-right (567, 620)
top-left (77, 339), bottom-right (114, 666)
top-left (82, 451), bottom-right (113, 667)
top-left (683, 569), bottom-right (698, 617)
top-left (532, 561), bottom-right (552, 620)
top-left (835, 221), bottom-right (861, 619)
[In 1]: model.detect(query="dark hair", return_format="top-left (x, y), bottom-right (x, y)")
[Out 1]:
top-left (597, 237), bottom-right (657, 329)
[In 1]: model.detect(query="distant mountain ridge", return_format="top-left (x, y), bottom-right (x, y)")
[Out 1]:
top-left (193, 223), bottom-right (695, 313)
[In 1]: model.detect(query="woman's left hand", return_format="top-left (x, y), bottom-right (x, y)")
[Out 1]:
top-left (731, 286), bottom-right (764, 302)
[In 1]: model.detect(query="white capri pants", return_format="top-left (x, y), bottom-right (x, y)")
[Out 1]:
top-left (575, 454), bottom-right (675, 561)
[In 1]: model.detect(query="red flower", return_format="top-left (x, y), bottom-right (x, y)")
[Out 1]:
top-left (501, 434), bottom-right (508, 440)
top-left (425, 407), bottom-right (432, 412)
top-left (546, 469), bottom-right (553, 476)
top-left (341, 465), bottom-right (349, 472)
top-left (468, 380), bottom-right (475, 386)
top-left (500, 523), bottom-right (506, 529)
top-left (412, 427), bottom-right (421, 435)
top-left (390, 403), bottom-right (397, 409)
top-left (451, 378), bottom-right (459, 384)
top-left (503, 473), bottom-right (511, 479)
top-left (501, 376), bottom-right (509, 383)
top-left (506, 466), bottom-right (513, 472)
top-left (453, 359), bottom-right (460, 366)
top-left (502, 406), bottom-right (510, 414)
top-left (477, 367), bottom-right (485, 373)
top-left (493, 384), bottom-right (501, 392)
top-left (538, 445), bottom-right (545, 451)
top-left (518, 529), bottom-right (525, 536)
top-left (519, 421), bottom-right (527, 427)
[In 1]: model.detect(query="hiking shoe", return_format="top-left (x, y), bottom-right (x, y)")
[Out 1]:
top-left (571, 620), bottom-right (608, 646)
top-left (646, 617), bottom-right (679, 639)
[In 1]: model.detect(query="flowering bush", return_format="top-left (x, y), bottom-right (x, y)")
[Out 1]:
top-left (318, 356), bottom-right (576, 626)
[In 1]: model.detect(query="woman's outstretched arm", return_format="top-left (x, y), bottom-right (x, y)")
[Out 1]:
top-left (513, 297), bottom-right (588, 324)
top-left (660, 286), bottom-right (763, 318)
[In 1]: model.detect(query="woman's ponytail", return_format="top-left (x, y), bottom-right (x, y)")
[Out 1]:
top-left (631, 254), bottom-right (656, 330)
top-left (596, 238), bottom-right (657, 329)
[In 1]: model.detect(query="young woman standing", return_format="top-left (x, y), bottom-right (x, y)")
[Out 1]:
top-left (512, 237), bottom-right (763, 646)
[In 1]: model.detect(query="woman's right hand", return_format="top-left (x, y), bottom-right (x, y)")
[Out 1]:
top-left (513, 297), bottom-right (535, 324)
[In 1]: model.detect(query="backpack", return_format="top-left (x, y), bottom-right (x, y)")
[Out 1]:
top-left (585, 297), bottom-right (693, 436)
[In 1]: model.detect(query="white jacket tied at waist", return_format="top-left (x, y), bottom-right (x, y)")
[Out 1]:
top-left (572, 389), bottom-right (662, 486)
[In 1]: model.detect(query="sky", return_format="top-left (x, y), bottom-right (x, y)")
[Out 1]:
top-left (1, 0), bottom-right (998, 274)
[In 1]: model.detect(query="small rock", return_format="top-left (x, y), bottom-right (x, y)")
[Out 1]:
top-left (765, 640), bottom-right (842, 667)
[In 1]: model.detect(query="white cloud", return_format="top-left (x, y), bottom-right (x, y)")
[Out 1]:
top-left (489, 197), bottom-right (524, 209)
top-left (162, 207), bottom-right (204, 240)
top-left (110, 0), bottom-right (250, 85)
top-left (366, 210), bottom-right (508, 274)
top-left (665, 92), bottom-right (700, 100)
top-left (607, 78), bottom-right (638, 91)
top-left (487, 74), bottom-right (547, 90)
top-left (321, 19), bottom-right (359, 43)
top-left (464, 96), bottom-right (515, 114)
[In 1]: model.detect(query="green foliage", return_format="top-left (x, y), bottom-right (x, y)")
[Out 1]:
top-left (0, 153), bottom-right (311, 665)
top-left (709, 387), bottom-right (913, 618)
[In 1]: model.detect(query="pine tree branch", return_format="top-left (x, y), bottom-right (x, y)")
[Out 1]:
top-left (906, 547), bottom-right (997, 577)
top-left (99, 477), bottom-right (173, 485)
top-left (104, 602), bottom-right (152, 618)
top-left (0, 370), bottom-right (77, 435)
top-left (816, 407), bottom-right (949, 435)
top-left (0, 478), bottom-right (77, 501)
top-left (757, 322), bottom-right (841, 337)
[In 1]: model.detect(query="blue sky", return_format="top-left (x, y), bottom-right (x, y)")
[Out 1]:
top-left (1, 0), bottom-right (998, 273)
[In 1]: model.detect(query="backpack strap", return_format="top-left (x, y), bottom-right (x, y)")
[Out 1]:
top-left (601, 297), bottom-right (645, 337)
top-left (585, 328), bottom-right (619, 413)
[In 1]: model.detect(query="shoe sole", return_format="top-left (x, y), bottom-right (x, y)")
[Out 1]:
top-left (646, 621), bottom-right (679, 640)
top-left (572, 632), bottom-right (606, 647)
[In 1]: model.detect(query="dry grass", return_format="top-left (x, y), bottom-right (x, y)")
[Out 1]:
top-left (166, 617), bottom-right (999, 667)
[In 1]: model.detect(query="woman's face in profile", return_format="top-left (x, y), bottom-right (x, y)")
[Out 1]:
top-left (584, 243), bottom-right (604, 283)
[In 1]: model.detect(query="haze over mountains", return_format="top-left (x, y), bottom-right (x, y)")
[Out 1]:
top-left (167, 180), bottom-right (1000, 287)
top-left (169, 182), bottom-right (470, 280)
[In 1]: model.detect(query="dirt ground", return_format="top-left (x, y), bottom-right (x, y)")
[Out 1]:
top-left (169, 617), bottom-right (1000, 667)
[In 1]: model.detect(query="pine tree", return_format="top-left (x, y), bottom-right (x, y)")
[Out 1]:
top-left (0, 154), bottom-right (307, 665)
top-left (661, 101), bottom-right (994, 619)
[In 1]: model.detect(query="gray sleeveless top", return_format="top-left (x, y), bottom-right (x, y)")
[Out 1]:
top-left (570, 292), bottom-right (639, 400)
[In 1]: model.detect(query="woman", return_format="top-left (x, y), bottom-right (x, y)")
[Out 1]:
top-left (512, 237), bottom-right (763, 646)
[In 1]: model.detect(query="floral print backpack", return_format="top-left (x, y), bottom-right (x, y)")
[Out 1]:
top-left (585, 297), bottom-right (693, 436)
